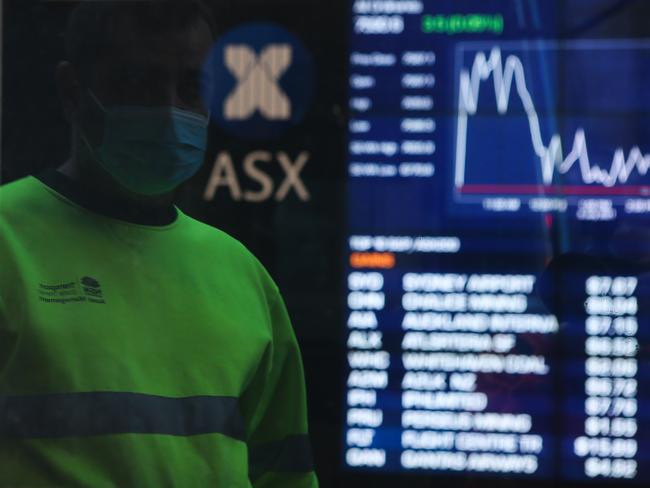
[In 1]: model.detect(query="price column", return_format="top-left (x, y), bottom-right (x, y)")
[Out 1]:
top-left (573, 276), bottom-right (639, 480)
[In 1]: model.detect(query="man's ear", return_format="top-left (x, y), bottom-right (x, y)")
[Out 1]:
top-left (56, 61), bottom-right (81, 124)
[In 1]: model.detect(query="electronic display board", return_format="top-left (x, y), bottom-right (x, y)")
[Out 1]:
top-left (343, 0), bottom-right (650, 482)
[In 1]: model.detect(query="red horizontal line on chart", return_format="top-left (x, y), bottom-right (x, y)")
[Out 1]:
top-left (457, 184), bottom-right (650, 196)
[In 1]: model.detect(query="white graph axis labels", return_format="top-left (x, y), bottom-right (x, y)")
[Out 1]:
top-left (454, 46), bottom-right (650, 189)
top-left (224, 44), bottom-right (293, 121)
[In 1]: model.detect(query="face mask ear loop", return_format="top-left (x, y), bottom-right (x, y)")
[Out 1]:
top-left (77, 117), bottom-right (106, 168)
top-left (87, 89), bottom-right (108, 113)
top-left (76, 89), bottom-right (109, 171)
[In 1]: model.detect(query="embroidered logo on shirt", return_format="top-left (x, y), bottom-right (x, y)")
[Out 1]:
top-left (38, 277), bottom-right (106, 305)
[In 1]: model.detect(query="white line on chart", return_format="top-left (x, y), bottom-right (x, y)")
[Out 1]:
top-left (455, 47), bottom-right (650, 189)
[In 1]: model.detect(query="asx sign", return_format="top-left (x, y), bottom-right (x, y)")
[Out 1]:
top-left (202, 22), bottom-right (314, 203)
top-left (224, 44), bottom-right (293, 121)
top-left (204, 150), bottom-right (310, 203)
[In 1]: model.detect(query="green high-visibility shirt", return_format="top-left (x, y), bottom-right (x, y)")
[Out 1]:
top-left (0, 171), bottom-right (318, 488)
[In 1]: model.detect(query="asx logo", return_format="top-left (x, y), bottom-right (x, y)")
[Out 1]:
top-left (224, 44), bottom-right (292, 121)
top-left (204, 151), bottom-right (310, 203)
top-left (201, 22), bottom-right (315, 203)
top-left (203, 22), bottom-right (314, 140)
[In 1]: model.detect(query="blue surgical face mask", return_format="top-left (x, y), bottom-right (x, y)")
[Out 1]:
top-left (81, 90), bottom-right (209, 196)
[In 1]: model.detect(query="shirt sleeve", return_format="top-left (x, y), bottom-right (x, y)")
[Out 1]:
top-left (239, 291), bottom-right (319, 488)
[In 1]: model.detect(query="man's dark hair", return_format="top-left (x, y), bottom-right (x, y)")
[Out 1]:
top-left (65, 0), bottom-right (217, 84)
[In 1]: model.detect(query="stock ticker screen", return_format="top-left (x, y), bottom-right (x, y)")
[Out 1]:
top-left (343, 0), bottom-right (650, 483)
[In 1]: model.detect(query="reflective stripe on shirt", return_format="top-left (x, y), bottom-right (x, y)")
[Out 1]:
top-left (0, 392), bottom-right (246, 440)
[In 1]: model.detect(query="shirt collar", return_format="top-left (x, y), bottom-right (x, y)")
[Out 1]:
top-left (36, 169), bottom-right (179, 226)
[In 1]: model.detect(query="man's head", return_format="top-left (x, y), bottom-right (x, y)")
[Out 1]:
top-left (57, 0), bottom-right (216, 200)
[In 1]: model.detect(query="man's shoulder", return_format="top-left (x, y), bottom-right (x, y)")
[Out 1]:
top-left (0, 175), bottom-right (47, 223)
top-left (0, 175), bottom-right (42, 203)
top-left (179, 213), bottom-right (251, 255)
top-left (178, 212), bottom-right (279, 294)
top-left (0, 176), bottom-right (48, 275)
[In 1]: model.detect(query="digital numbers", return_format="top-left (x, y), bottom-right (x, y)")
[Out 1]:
top-left (576, 275), bottom-right (639, 479)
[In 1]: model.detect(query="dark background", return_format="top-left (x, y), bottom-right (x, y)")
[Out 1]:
top-left (4, 1), bottom-right (650, 487)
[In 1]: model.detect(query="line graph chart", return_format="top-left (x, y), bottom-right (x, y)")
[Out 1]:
top-left (453, 41), bottom-right (650, 201)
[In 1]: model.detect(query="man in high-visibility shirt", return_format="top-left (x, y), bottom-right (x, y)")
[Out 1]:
top-left (0, 1), bottom-right (318, 486)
